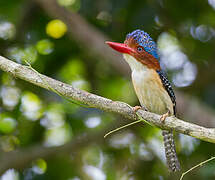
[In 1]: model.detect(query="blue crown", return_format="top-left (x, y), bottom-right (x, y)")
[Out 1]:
top-left (126, 29), bottom-right (159, 59)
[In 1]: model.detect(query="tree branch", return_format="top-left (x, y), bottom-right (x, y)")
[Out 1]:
top-left (0, 129), bottom-right (106, 175)
top-left (34, 0), bottom-right (215, 128)
top-left (0, 55), bottom-right (215, 144)
top-left (35, 0), bottom-right (130, 76)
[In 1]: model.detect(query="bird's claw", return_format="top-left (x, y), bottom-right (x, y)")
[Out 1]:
top-left (133, 106), bottom-right (148, 113)
top-left (160, 110), bottom-right (170, 123)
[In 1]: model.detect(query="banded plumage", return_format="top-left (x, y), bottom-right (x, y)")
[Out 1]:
top-left (106, 29), bottom-right (180, 172)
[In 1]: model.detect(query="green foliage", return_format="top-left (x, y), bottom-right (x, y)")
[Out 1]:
top-left (36, 39), bottom-right (54, 55)
top-left (0, 0), bottom-right (215, 179)
top-left (0, 113), bottom-right (16, 134)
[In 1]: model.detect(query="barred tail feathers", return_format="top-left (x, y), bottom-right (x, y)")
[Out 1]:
top-left (162, 130), bottom-right (180, 172)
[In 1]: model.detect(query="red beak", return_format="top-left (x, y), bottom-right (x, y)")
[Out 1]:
top-left (106, 41), bottom-right (134, 54)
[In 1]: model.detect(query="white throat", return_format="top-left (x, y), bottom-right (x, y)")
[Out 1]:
top-left (123, 53), bottom-right (154, 91)
top-left (123, 54), bottom-right (173, 115)
top-left (123, 54), bottom-right (148, 72)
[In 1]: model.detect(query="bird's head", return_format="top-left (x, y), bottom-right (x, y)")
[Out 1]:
top-left (106, 29), bottom-right (160, 71)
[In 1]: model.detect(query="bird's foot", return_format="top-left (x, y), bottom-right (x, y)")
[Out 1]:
top-left (133, 106), bottom-right (148, 113)
top-left (160, 110), bottom-right (170, 122)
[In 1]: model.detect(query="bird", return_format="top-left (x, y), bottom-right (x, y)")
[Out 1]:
top-left (106, 29), bottom-right (180, 172)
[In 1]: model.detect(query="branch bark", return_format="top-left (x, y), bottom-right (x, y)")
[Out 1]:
top-left (0, 55), bottom-right (215, 144)
top-left (34, 0), bottom-right (215, 128)
top-left (0, 0), bottom-right (214, 175)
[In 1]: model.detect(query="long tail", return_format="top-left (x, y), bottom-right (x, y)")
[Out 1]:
top-left (162, 130), bottom-right (180, 172)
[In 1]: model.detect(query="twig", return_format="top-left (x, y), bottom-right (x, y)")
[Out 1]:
top-left (0, 56), bottom-right (215, 144)
top-left (34, 0), bottom-right (215, 128)
top-left (180, 156), bottom-right (215, 180)
top-left (104, 111), bottom-right (155, 138)
top-left (24, 60), bottom-right (90, 108)
top-left (0, 126), bottom-right (114, 175)
top-left (104, 119), bottom-right (143, 138)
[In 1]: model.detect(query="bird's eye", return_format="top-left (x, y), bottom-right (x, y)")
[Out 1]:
top-left (137, 46), bottom-right (143, 52)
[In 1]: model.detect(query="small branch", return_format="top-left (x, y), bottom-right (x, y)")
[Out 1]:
top-left (180, 156), bottom-right (215, 180)
top-left (0, 129), bottom-right (106, 175)
top-left (104, 119), bottom-right (144, 138)
top-left (1, 55), bottom-right (215, 144)
top-left (34, 0), bottom-right (215, 128)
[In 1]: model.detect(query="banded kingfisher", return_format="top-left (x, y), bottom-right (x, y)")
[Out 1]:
top-left (106, 29), bottom-right (180, 172)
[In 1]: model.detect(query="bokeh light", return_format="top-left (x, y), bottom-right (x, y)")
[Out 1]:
top-left (32, 159), bottom-right (47, 175)
top-left (0, 0), bottom-right (215, 179)
top-left (190, 24), bottom-right (215, 42)
top-left (59, 58), bottom-right (91, 91)
top-left (0, 86), bottom-right (20, 110)
top-left (158, 32), bottom-right (197, 87)
top-left (208, 0), bottom-right (215, 10)
top-left (0, 114), bottom-right (16, 134)
top-left (109, 132), bottom-right (135, 149)
top-left (44, 124), bottom-right (72, 146)
top-left (0, 21), bottom-right (15, 40)
top-left (7, 47), bottom-right (25, 64)
top-left (46, 19), bottom-right (67, 39)
top-left (7, 46), bottom-right (38, 64)
top-left (0, 135), bottom-right (19, 152)
top-left (57, 0), bottom-right (76, 6)
top-left (83, 165), bottom-right (106, 180)
top-left (179, 134), bottom-right (200, 155)
top-left (20, 92), bottom-right (43, 121)
top-left (36, 39), bottom-right (54, 55)
top-left (0, 169), bottom-right (19, 180)
top-left (22, 45), bottom-right (38, 64)
top-left (138, 143), bottom-right (153, 161)
top-left (84, 116), bottom-right (101, 128)
top-left (172, 61), bottom-right (197, 87)
top-left (40, 103), bottom-right (65, 129)
top-left (147, 135), bottom-right (165, 163)
top-left (57, 0), bottom-right (81, 11)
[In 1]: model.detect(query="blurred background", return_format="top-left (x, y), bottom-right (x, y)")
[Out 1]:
top-left (0, 0), bottom-right (215, 179)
